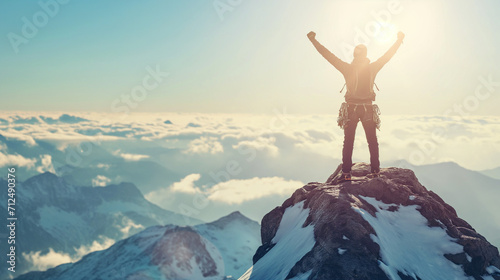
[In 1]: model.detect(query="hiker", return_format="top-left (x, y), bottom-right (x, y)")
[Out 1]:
top-left (307, 31), bottom-right (405, 181)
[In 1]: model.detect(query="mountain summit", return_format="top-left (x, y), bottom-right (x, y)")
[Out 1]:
top-left (241, 163), bottom-right (500, 280)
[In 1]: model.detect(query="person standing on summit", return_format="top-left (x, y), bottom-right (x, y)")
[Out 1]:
top-left (307, 31), bottom-right (405, 181)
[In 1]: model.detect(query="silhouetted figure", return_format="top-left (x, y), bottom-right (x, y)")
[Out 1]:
top-left (308, 31), bottom-right (405, 181)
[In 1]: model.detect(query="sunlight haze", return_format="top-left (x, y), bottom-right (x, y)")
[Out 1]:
top-left (1, 0), bottom-right (499, 115)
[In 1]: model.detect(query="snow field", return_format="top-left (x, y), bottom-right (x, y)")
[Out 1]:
top-left (353, 196), bottom-right (473, 280)
top-left (248, 201), bottom-right (316, 280)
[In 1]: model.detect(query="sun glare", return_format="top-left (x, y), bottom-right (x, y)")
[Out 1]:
top-left (374, 22), bottom-right (397, 44)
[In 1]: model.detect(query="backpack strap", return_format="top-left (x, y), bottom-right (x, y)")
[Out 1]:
top-left (339, 83), bottom-right (346, 93)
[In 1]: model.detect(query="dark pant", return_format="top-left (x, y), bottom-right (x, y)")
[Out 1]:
top-left (342, 104), bottom-right (380, 173)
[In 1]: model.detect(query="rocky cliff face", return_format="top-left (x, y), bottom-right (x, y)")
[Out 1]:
top-left (242, 163), bottom-right (500, 280)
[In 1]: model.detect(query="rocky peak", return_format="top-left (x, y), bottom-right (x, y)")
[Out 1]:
top-left (246, 163), bottom-right (500, 280)
top-left (99, 182), bottom-right (144, 202)
top-left (22, 171), bottom-right (77, 200)
top-left (207, 211), bottom-right (256, 229)
top-left (149, 226), bottom-right (223, 279)
top-left (24, 171), bottom-right (67, 187)
top-left (20, 172), bottom-right (145, 206)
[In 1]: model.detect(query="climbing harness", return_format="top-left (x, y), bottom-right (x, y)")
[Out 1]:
top-left (337, 102), bottom-right (381, 130)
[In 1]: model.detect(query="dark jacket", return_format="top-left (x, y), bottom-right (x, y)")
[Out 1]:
top-left (311, 39), bottom-right (403, 103)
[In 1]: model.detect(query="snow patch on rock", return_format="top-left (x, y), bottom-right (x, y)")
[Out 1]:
top-left (354, 196), bottom-right (472, 280)
top-left (249, 201), bottom-right (315, 280)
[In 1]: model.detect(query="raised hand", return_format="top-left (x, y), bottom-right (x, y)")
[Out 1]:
top-left (397, 31), bottom-right (405, 41)
top-left (307, 31), bottom-right (316, 40)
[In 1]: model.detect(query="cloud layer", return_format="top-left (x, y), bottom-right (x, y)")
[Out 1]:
top-left (207, 176), bottom-right (304, 204)
top-left (1, 111), bottom-right (499, 222)
top-left (2, 112), bottom-right (498, 171)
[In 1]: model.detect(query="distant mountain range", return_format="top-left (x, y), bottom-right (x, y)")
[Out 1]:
top-left (0, 172), bottom-right (202, 279)
top-left (15, 211), bottom-right (260, 280)
top-left (480, 166), bottom-right (500, 180)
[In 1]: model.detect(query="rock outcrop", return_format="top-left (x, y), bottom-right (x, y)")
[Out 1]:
top-left (243, 163), bottom-right (500, 280)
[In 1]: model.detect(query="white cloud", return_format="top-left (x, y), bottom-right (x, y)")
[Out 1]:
top-left (0, 152), bottom-right (37, 169)
top-left (73, 236), bottom-right (115, 261)
top-left (36, 154), bottom-right (56, 173)
top-left (207, 177), bottom-right (304, 205)
top-left (147, 174), bottom-right (303, 205)
top-left (1, 131), bottom-right (37, 146)
top-left (170, 173), bottom-right (202, 194)
top-left (185, 137), bottom-right (224, 154)
top-left (55, 142), bottom-right (69, 152)
top-left (145, 174), bottom-right (202, 206)
top-left (92, 175), bottom-right (112, 187)
top-left (232, 137), bottom-right (279, 157)
top-left (22, 236), bottom-right (115, 272)
top-left (149, 174), bottom-right (305, 207)
top-left (22, 248), bottom-right (73, 271)
top-left (117, 217), bottom-right (145, 237)
top-left (294, 139), bottom-right (341, 159)
top-left (144, 174), bottom-right (305, 222)
top-left (112, 149), bottom-right (150, 161)
top-left (119, 153), bottom-right (149, 161)
top-left (96, 163), bottom-right (110, 170)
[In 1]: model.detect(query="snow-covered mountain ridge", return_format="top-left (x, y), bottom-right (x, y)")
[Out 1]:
top-left (15, 211), bottom-right (260, 280)
top-left (241, 163), bottom-right (500, 280)
top-left (0, 172), bottom-right (201, 278)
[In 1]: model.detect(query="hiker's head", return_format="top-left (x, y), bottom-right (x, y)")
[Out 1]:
top-left (353, 44), bottom-right (367, 58)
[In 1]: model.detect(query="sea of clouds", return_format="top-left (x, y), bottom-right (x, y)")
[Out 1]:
top-left (1, 111), bottom-right (499, 222)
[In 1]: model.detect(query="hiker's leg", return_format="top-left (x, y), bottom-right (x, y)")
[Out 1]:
top-left (362, 119), bottom-right (380, 172)
top-left (342, 107), bottom-right (359, 173)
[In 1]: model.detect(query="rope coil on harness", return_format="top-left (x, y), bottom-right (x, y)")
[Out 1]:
top-left (337, 102), bottom-right (382, 130)
top-left (337, 102), bottom-right (349, 129)
top-left (372, 104), bottom-right (381, 130)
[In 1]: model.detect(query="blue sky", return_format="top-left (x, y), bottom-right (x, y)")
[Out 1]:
top-left (1, 0), bottom-right (500, 115)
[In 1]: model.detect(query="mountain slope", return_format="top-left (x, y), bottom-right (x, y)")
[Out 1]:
top-left (196, 211), bottom-right (261, 278)
top-left (241, 163), bottom-right (500, 280)
top-left (389, 160), bottom-right (500, 249)
top-left (480, 166), bottom-right (500, 180)
top-left (15, 212), bottom-right (261, 280)
top-left (0, 172), bottom-right (202, 279)
top-left (15, 226), bottom-right (224, 280)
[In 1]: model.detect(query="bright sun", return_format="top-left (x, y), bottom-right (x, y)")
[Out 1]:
top-left (374, 22), bottom-right (398, 44)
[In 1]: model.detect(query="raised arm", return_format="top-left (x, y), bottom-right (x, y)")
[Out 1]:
top-left (372, 31), bottom-right (405, 73)
top-left (307, 31), bottom-right (348, 74)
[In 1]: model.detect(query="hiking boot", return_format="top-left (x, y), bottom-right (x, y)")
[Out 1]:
top-left (339, 172), bottom-right (352, 182)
